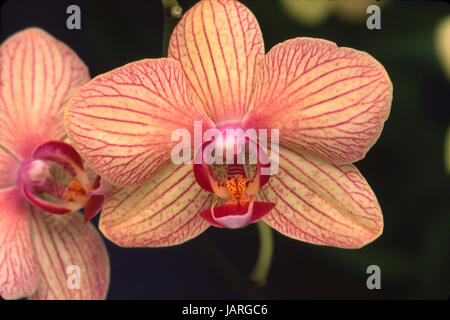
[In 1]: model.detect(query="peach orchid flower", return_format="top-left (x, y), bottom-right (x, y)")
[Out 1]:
top-left (64, 0), bottom-right (393, 248)
top-left (0, 28), bottom-right (109, 299)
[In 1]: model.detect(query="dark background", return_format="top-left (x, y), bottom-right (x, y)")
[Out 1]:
top-left (1, 0), bottom-right (449, 299)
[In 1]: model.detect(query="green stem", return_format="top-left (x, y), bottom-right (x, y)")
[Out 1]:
top-left (250, 221), bottom-right (274, 287)
top-left (194, 236), bottom-right (258, 298)
top-left (161, 0), bottom-right (182, 57)
top-left (194, 222), bottom-right (274, 299)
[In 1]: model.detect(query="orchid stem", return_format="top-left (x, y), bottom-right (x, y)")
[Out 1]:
top-left (250, 221), bottom-right (274, 287)
top-left (194, 222), bottom-right (274, 299)
top-left (194, 236), bottom-right (261, 299)
top-left (161, 0), bottom-right (182, 57)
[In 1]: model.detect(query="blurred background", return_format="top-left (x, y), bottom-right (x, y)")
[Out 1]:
top-left (1, 0), bottom-right (449, 299)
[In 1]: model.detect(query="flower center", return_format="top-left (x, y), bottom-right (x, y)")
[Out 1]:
top-left (194, 135), bottom-right (275, 229)
top-left (19, 159), bottom-right (51, 186)
top-left (224, 176), bottom-right (248, 202)
top-left (62, 179), bottom-right (87, 201)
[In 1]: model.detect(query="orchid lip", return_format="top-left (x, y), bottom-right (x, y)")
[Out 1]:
top-left (199, 200), bottom-right (275, 229)
top-left (212, 200), bottom-right (254, 229)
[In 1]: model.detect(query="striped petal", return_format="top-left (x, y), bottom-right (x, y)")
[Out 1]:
top-left (99, 163), bottom-right (212, 247)
top-left (0, 28), bottom-right (89, 160)
top-left (248, 38), bottom-right (393, 165)
top-left (0, 146), bottom-right (20, 189)
top-left (64, 58), bottom-right (212, 187)
top-left (0, 186), bottom-right (41, 299)
top-left (29, 208), bottom-right (110, 300)
top-left (258, 146), bottom-right (383, 248)
top-left (168, 0), bottom-right (264, 124)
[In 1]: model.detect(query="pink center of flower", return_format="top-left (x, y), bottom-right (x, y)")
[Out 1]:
top-left (194, 128), bottom-right (275, 229)
top-left (17, 141), bottom-right (108, 221)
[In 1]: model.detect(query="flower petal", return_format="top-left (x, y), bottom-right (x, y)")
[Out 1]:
top-left (168, 0), bottom-right (264, 124)
top-left (64, 58), bottom-right (212, 187)
top-left (258, 146), bottom-right (383, 248)
top-left (99, 163), bottom-right (212, 247)
top-left (0, 28), bottom-right (89, 159)
top-left (249, 37), bottom-right (392, 165)
top-left (0, 186), bottom-right (41, 299)
top-left (29, 208), bottom-right (110, 300)
top-left (0, 146), bottom-right (20, 189)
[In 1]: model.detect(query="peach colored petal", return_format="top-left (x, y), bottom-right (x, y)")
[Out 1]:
top-left (168, 0), bottom-right (264, 124)
top-left (0, 28), bottom-right (90, 160)
top-left (0, 146), bottom-right (20, 189)
top-left (248, 37), bottom-right (392, 165)
top-left (0, 186), bottom-right (41, 299)
top-left (99, 163), bottom-right (212, 247)
top-left (258, 146), bottom-right (383, 248)
top-left (64, 58), bottom-right (212, 187)
top-left (29, 208), bottom-right (110, 300)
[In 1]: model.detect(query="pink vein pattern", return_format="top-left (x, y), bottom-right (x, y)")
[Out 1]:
top-left (258, 145), bottom-right (383, 248)
top-left (0, 186), bottom-right (40, 299)
top-left (99, 163), bottom-right (213, 247)
top-left (168, 0), bottom-right (265, 124)
top-left (64, 58), bottom-right (212, 187)
top-left (0, 28), bottom-right (89, 160)
top-left (29, 208), bottom-right (110, 300)
top-left (0, 146), bottom-right (20, 189)
top-left (249, 37), bottom-right (393, 165)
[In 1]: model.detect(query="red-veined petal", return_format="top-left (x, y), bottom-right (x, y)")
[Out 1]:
top-left (248, 37), bottom-right (392, 165)
top-left (64, 58), bottom-right (212, 187)
top-left (0, 146), bottom-right (20, 189)
top-left (99, 163), bottom-right (212, 247)
top-left (0, 28), bottom-right (89, 159)
top-left (29, 208), bottom-right (110, 300)
top-left (0, 186), bottom-right (41, 299)
top-left (168, 0), bottom-right (264, 124)
top-left (258, 145), bottom-right (383, 248)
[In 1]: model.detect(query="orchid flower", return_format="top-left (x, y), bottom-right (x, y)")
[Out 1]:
top-left (64, 0), bottom-right (392, 248)
top-left (0, 28), bottom-right (109, 299)
top-left (435, 15), bottom-right (450, 174)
